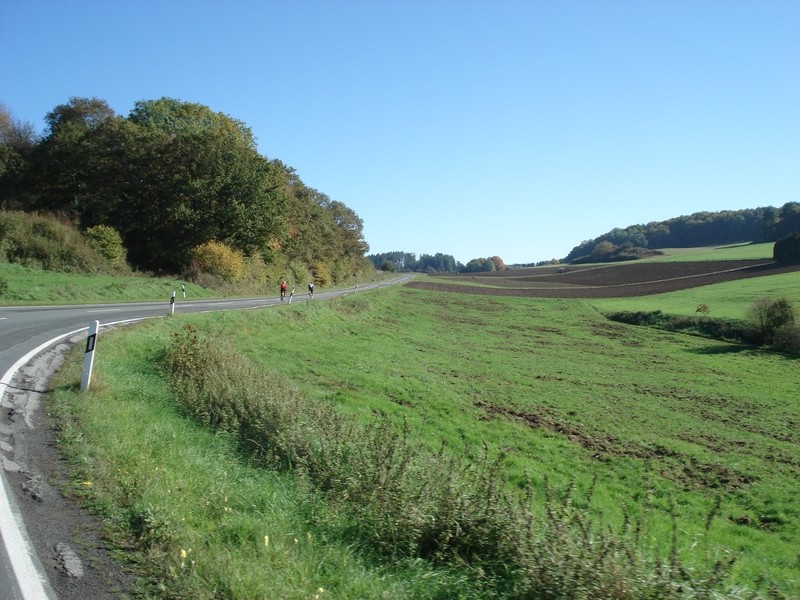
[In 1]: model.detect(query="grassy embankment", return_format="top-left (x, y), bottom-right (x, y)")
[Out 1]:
top-left (0, 262), bottom-right (215, 305)
top-left (42, 256), bottom-right (799, 598)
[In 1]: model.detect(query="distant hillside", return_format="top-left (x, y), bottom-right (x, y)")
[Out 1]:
top-left (564, 202), bottom-right (800, 264)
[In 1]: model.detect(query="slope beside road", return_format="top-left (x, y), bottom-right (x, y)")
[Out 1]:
top-left (0, 279), bottom-right (409, 599)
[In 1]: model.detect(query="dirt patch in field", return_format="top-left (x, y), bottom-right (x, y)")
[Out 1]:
top-left (474, 401), bottom-right (754, 491)
top-left (408, 260), bottom-right (800, 298)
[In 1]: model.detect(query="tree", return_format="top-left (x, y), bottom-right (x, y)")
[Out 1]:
top-left (748, 297), bottom-right (797, 345)
top-left (120, 98), bottom-right (285, 270)
top-left (418, 253), bottom-right (458, 273)
top-left (462, 257), bottom-right (495, 273)
top-left (23, 97), bottom-right (287, 272)
top-left (771, 202), bottom-right (800, 239)
top-left (774, 233), bottom-right (800, 264)
top-left (4, 96), bottom-right (369, 277)
top-left (591, 241), bottom-right (617, 259)
top-left (45, 97), bottom-right (116, 134)
top-left (0, 104), bottom-right (40, 206)
top-left (368, 252), bottom-right (418, 272)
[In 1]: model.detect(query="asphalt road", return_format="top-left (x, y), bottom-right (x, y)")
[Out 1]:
top-left (0, 278), bottom-right (410, 599)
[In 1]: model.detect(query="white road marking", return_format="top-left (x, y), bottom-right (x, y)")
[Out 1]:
top-left (1, 328), bottom-right (85, 600)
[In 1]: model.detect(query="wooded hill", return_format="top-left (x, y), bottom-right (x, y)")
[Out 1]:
top-left (0, 98), bottom-right (371, 285)
top-left (565, 203), bottom-right (800, 264)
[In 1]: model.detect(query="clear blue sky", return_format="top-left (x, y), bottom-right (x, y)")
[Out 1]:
top-left (2, 1), bottom-right (798, 265)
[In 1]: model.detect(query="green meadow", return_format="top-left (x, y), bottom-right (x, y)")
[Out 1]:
top-left (47, 271), bottom-right (799, 597)
top-left (643, 242), bottom-right (776, 262)
top-left (588, 270), bottom-right (800, 319)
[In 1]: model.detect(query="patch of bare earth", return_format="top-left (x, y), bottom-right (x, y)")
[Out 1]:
top-left (474, 401), bottom-right (755, 492)
top-left (408, 260), bottom-right (800, 297)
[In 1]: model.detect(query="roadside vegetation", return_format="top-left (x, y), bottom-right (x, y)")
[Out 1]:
top-left (1, 98), bottom-right (373, 286)
top-left (0, 211), bottom-right (384, 305)
top-left (45, 272), bottom-right (799, 598)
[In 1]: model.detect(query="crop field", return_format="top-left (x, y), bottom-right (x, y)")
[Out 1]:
top-left (44, 253), bottom-right (800, 597)
top-left (411, 259), bottom-right (800, 298)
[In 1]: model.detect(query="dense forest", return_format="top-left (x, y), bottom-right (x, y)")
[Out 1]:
top-left (564, 203), bottom-right (800, 264)
top-left (0, 98), bottom-right (372, 286)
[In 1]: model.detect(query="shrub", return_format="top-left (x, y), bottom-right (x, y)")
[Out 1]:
top-left (0, 211), bottom-right (104, 272)
top-left (239, 254), bottom-right (268, 289)
top-left (288, 260), bottom-right (311, 287)
top-left (311, 261), bottom-right (332, 287)
top-left (0, 275), bottom-right (8, 296)
top-left (747, 297), bottom-right (797, 345)
top-left (83, 225), bottom-right (127, 268)
top-left (189, 240), bottom-right (246, 283)
top-left (772, 323), bottom-right (800, 353)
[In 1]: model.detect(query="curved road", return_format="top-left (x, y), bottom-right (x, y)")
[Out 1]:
top-left (0, 278), bottom-right (410, 599)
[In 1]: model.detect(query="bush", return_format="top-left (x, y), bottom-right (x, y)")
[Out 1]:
top-left (607, 311), bottom-right (748, 344)
top-left (747, 297), bottom-right (797, 345)
top-left (772, 323), bottom-right (800, 353)
top-left (0, 211), bottom-right (106, 272)
top-left (311, 261), bottom-right (332, 287)
top-left (189, 240), bottom-right (246, 283)
top-left (83, 225), bottom-right (127, 268)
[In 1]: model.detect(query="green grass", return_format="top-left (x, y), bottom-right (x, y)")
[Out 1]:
top-left (50, 323), bottom-right (476, 599)
top-left (48, 278), bottom-right (800, 597)
top-left (0, 262), bottom-right (213, 305)
top-left (588, 271), bottom-right (800, 319)
top-left (642, 242), bottom-right (775, 262)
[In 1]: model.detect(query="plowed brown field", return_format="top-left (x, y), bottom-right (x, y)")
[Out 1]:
top-left (406, 260), bottom-right (800, 298)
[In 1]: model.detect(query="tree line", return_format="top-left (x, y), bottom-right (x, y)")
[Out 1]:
top-left (367, 252), bottom-right (509, 274)
top-left (0, 98), bottom-right (371, 285)
top-left (565, 204), bottom-right (800, 264)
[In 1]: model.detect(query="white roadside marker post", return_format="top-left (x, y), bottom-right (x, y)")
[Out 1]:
top-left (80, 320), bottom-right (100, 391)
top-left (170, 291), bottom-right (176, 315)
top-left (288, 286), bottom-right (295, 304)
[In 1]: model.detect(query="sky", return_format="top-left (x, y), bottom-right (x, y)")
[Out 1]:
top-left (1, 1), bottom-right (798, 265)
